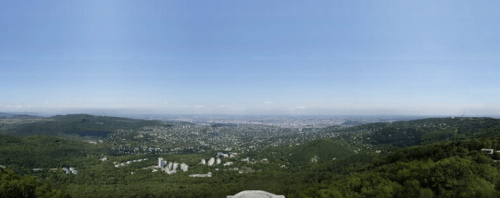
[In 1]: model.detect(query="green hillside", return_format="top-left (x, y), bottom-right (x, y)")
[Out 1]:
top-left (297, 136), bottom-right (500, 198)
top-left (0, 114), bottom-right (175, 137)
top-left (289, 139), bottom-right (355, 164)
top-left (0, 168), bottom-right (70, 198)
top-left (327, 117), bottom-right (500, 147)
top-left (0, 134), bottom-right (110, 170)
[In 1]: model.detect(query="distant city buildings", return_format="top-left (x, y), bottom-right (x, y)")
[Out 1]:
top-left (217, 152), bottom-right (230, 158)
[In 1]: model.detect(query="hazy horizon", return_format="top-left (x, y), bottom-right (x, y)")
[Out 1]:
top-left (1, 1), bottom-right (500, 116)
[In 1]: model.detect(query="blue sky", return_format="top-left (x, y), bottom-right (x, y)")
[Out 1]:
top-left (1, 0), bottom-right (500, 115)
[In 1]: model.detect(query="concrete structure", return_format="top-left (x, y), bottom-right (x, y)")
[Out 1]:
top-left (156, 158), bottom-right (184, 174)
top-left (158, 157), bottom-right (167, 168)
top-left (189, 172), bottom-right (212, 177)
top-left (62, 167), bottom-right (70, 174)
top-left (230, 153), bottom-right (238, 158)
top-left (165, 169), bottom-right (176, 175)
top-left (180, 163), bottom-right (188, 172)
top-left (216, 158), bottom-right (221, 165)
top-left (115, 158), bottom-right (148, 168)
top-left (200, 159), bottom-right (206, 165)
top-left (223, 162), bottom-right (234, 166)
top-left (208, 157), bottom-right (215, 166)
top-left (216, 152), bottom-right (225, 157)
top-left (227, 190), bottom-right (285, 198)
top-left (216, 152), bottom-right (230, 158)
top-left (69, 167), bottom-right (78, 174)
top-left (482, 148), bottom-right (494, 155)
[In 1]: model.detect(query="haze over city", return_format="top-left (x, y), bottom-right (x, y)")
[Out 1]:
top-left (1, 0), bottom-right (500, 116)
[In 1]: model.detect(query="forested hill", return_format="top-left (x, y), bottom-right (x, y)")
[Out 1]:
top-left (0, 114), bottom-right (181, 137)
top-left (0, 134), bottom-right (111, 170)
top-left (0, 112), bottom-right (17, 117)
top-left (297, 135), bottom-right (500, 197)
top-left (0, 112), bottom-right (40, 119)
top-left (328, 117), bottom-right (500, 147)
top-left (288, 139), bottom-right (354, 164)
top-left (0, 168), bottom-right (70, 198)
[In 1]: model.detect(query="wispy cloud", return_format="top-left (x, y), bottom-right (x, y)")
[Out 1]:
top-left (219, 105), bottom-right (226, 107)
top-left (296, 106), bottom-right (306, 109)
top-left (17, 105), bottom-right (22, 108)
top-left (163, 101), bottom-right (168, 104)
top-left (264, 101), bottom-right (272, 104)
top-left (194, 105), bottom-right (204, 108)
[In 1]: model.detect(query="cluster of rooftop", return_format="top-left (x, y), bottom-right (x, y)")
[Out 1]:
top-left (62, 167), bottom-right (78, 174)
top-left (189, 172), bottom-right (212, 177)
top-left (157, 157), bottom-right (188, 174)
top-left (114, 158), bottom-right (148, 168)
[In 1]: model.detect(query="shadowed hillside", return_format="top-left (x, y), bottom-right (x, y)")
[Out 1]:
top-left (289, 139), bottom-right (355, 164)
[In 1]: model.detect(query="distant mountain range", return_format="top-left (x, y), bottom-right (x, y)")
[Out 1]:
top-left (0, 112), bottom-right (18, 117)
top-left (0, 112), bottom-right (42, 118)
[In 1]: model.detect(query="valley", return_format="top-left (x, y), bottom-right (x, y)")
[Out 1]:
top-left (2, 114), bottom-right (500, 197)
